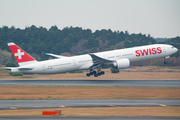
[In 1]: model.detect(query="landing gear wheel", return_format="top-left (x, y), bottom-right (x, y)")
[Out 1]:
top-left (90, 71), bottom-right (93, 75)
top-left (164, 61), bottom-right (168, 64)
top-left (101, 71), bottom-right (105, 75)
top-left (86, 73), bottom-right (90, 77)
top-left (93, 70), bottom-right (96, 75)
top-left (94, 74), bottom-right (98, 77)
top-left (86, 69), bottom-right (105, 77)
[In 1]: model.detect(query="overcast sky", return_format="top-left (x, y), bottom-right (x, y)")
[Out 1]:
top-left (0, 0), bottom-right (179, 38)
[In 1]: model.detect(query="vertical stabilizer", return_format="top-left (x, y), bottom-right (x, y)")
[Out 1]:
top-left (8, 42), bottom-right (37, 66)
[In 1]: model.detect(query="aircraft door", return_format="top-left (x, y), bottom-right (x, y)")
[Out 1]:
top-left (73, 60), bottom-right (77, 66)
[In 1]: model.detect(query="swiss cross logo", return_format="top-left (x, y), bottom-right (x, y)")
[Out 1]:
top-left (14, 49), bottom-right (24, 59)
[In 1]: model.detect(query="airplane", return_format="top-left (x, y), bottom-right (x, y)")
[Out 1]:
top-left (5, 42), bottom-right (178, 77)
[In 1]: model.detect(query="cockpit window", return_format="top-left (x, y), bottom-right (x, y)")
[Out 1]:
top-left (172, 47), bottom-right (174, 48)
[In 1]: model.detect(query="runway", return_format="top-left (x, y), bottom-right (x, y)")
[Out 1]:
top-left (0, 99), bottom-right (180, 120)
top-left (1, 80), bottom-right (179, 119)
top-left (0, 79), bottom-right (180, 87)
top-left (0, 99), bottom-right (180, 110)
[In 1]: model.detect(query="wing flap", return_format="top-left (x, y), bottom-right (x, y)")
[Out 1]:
top-left (4, 67), bottom-right (14, 70)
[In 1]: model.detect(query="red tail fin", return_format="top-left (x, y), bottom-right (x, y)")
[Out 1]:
top-left (8, 42), bottom-right (37, 66)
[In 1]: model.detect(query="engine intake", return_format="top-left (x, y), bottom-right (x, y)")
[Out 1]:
top-left (113, 58), bottom-right (130, 69)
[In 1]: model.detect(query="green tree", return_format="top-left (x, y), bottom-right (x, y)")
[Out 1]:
top-left (6, 62), bottom-right (17, 67)
top-left (111, 68), bottom-right (119, 73)
top-left (0, 25), bottom-right (179, 67)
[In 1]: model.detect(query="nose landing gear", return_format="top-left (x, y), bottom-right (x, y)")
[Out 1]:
top-left (164, 56), bottom-right (169, 64)
top-left (164, 61), bottom-right (168, 64)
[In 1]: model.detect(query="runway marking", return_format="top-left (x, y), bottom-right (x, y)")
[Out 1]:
top-left (159, 104), bottom-right (167, 107)
top-left (60, 106), bottom-right (65, 108)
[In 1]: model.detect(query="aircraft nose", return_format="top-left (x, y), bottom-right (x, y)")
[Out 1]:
top-left (174, 47), bottom-right (178, 53)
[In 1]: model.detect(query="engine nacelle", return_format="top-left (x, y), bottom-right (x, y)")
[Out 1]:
top-left (113, 58), bottom-right (130, 69)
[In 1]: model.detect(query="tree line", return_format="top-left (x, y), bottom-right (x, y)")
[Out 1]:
top-left (0, 25), bottom-right (179, 66)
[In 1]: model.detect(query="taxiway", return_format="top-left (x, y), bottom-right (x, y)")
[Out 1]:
top-left (0, 79), bottom-right (180, 87)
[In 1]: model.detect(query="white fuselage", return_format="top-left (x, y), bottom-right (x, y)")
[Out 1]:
top-left (11, 44), bottom-right (178, 74)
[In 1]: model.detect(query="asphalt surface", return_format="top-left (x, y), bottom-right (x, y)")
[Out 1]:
top-left (0, 99), bottom-right (180, 110)
top-left (0, 80), bottom-right (179, 119)
top-left (0, 79), bottom-right (180, 87)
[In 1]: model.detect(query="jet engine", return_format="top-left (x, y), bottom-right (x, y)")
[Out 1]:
top-left (113, 58), bottom-right (130, 69)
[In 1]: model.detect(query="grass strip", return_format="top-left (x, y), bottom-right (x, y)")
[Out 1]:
top-left (0, 86), bottom-right (180, 100)
top-left (0, 107), bottom-right (180, 116)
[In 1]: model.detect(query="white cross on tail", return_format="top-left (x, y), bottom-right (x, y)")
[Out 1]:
top-left (15, 49), bottom-right (24, 59)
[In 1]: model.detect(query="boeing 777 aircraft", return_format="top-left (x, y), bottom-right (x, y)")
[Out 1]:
top-left (6, 42), bottom-right (178, 77)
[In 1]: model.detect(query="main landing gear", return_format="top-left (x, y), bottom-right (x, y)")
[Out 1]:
top-left (86, 70), bottom-right (105, 77)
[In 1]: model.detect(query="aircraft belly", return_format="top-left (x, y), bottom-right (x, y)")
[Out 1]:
top-left (78, 62), bottom-right (93, 70)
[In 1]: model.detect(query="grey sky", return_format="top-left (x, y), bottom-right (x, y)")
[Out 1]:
top-left (0, 0), bottom-right (179, 38)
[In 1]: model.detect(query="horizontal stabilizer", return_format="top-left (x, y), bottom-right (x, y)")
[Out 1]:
top-left (18, 67), bottom-right (34, 70)
top-left (5, 67), bottom-right (34, 70)
top-left (4, 67), bottom-right (15, 70)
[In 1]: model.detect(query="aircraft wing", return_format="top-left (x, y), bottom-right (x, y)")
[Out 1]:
top-left (45, 53), bottom-right (68, 58)
top-left (89, 53), bottom-right (114, 69)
